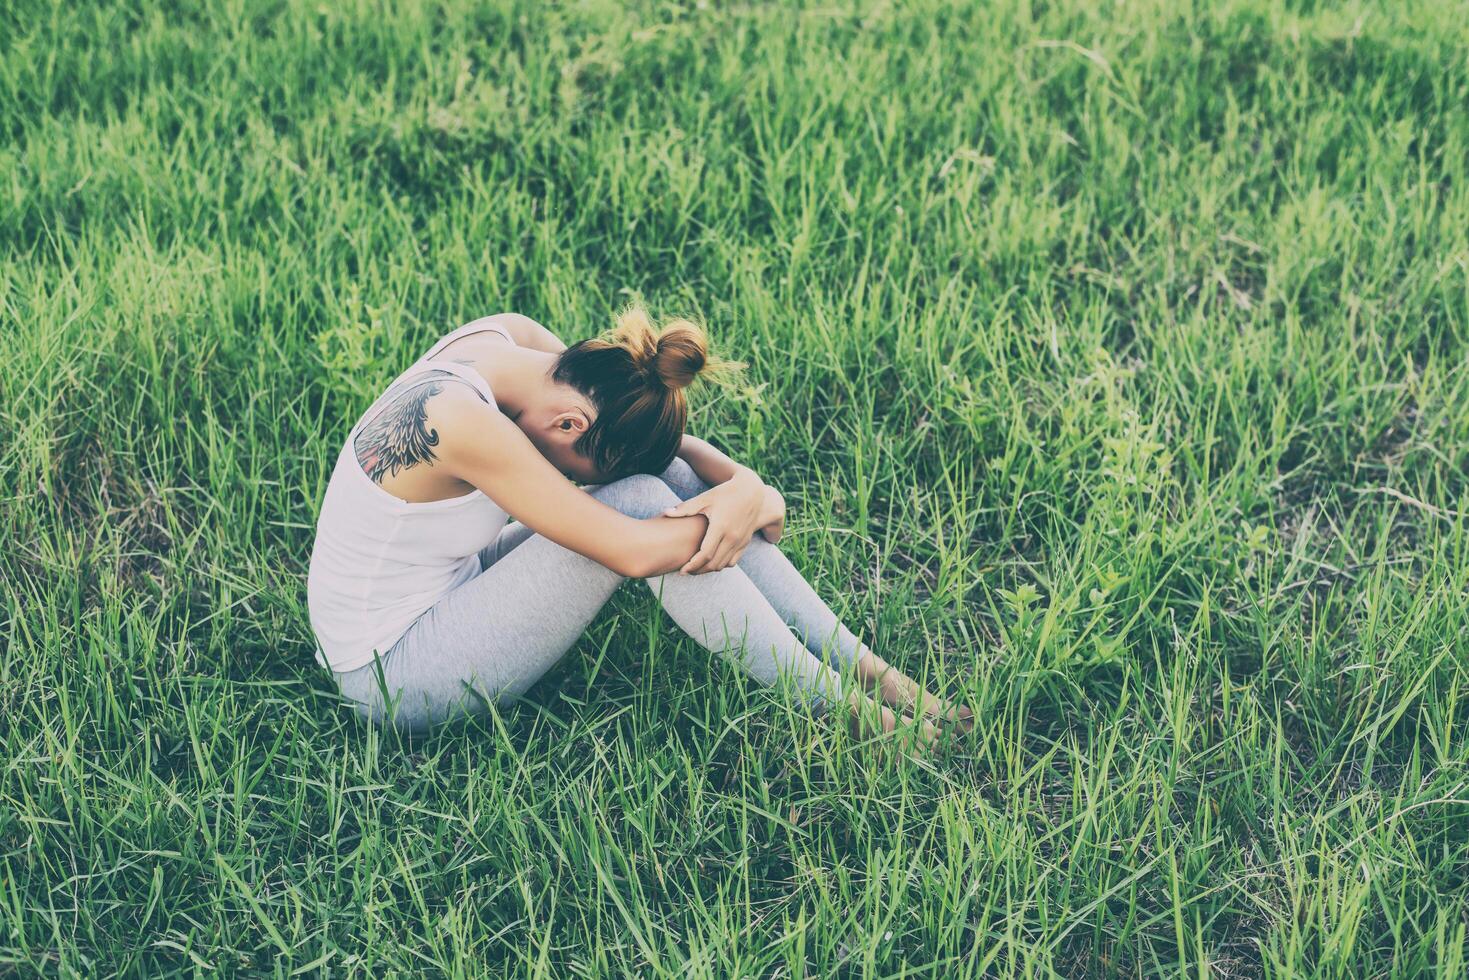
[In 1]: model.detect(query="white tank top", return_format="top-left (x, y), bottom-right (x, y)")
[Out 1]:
top-left (307, 322), bottom-right (513, 673)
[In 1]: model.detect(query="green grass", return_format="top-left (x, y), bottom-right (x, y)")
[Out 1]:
top-left (3, 0), bottom-right (1468, 974)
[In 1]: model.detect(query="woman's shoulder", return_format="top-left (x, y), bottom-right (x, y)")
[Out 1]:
top-left (455, 315), bottom-right (518, 342)
top-left (350, 369), bottom-right (494, 483)
top-left (403, 368), bottom-right (496, 428)
top-left (421, 383), bottom-right (526, 477)
top-left (458, 313), bottom-right (565, 354)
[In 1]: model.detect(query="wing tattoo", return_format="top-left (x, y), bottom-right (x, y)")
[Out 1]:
top-left (354, 377), bottom-right (445, 483)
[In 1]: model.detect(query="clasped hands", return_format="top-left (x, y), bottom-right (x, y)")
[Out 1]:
top-left (663, 469), bottom-right (784, 574)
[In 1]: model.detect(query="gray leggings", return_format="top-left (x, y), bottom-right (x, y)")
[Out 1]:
top-left (334, 459), bottom-right (874, 731)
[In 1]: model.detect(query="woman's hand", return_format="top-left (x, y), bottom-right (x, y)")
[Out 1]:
top-left (664, 469), bottom-right (782, 573)
top-left (757, 484), bottom-right (785, 545)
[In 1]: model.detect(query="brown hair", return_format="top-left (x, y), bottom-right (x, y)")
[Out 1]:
top-left (553, 304), bottom-right (732, 478)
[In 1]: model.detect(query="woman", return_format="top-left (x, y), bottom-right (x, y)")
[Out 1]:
top-left (308, 308), bottom-right (972, 748)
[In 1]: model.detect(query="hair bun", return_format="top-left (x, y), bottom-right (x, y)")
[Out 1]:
top-left (651, 322), bottom-right (707, 390)
top-left (552, 303), bottom-right (745, 477)
top-left (608, 306), bottom-right (710, 391)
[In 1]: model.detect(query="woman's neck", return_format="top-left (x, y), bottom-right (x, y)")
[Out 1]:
top-left (473, 346), bottom-right (558, 420)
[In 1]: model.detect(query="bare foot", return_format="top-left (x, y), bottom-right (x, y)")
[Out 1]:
top-left (927, 699), bottom-right (975, 734)
top-left (843, 693), bottom-right (943, 756)
top-left (845, 693), bottom-right (900, 740)
top-left (869, 663), bottom-right (974, 735)
top-left (899, 714), bottom-right (944, 755)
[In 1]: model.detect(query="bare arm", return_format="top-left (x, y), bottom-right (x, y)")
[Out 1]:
top-left (677, 434), bottom-right (758, 487)
top-left (430, 387), bottom-right (704, 578)
top-left (676, 436), bottom-right (784, 537)
top-left (666, 435), bottom-right (787, 572)
top-left (471, 312), bottom-right (567, 353)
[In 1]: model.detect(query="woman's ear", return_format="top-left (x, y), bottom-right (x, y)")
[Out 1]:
top-left (550, 410), bottom-right (589, 437)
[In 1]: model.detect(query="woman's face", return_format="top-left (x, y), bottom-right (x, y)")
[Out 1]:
top-left (514, 394), bottom-right (608, 484)
top-left (544, 433), bottom-right (607, 485)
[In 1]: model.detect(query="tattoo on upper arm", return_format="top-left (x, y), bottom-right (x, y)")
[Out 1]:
top-left (354, 380), bottom-right (444, 483)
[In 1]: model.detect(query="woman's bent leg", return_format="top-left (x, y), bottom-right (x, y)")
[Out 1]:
top-left (335, 527), bottom-right (625, 731)
top-left (655, 458), bottom-right (871, 671)
top-left (654, 459), bottom-right (972, 731)
top-left (335, 474), bottom-right (847, 731)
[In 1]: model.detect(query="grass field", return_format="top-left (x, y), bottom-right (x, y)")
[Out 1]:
top-left (4, 0), bottom-right (1469, 975)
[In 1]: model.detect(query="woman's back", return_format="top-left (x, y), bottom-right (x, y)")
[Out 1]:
top-left (307, 322), bottom-right (514, 674)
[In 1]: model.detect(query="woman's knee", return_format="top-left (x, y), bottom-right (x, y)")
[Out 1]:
top-left (590, 473), bottom-right (680, 520)
top-left (656, 457), bottom-right (708, 499)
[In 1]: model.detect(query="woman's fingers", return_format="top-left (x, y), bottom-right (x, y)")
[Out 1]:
top-left (682, 528), bottom-right (728, 573)
top-left (708, 540), bottom-right (740, 572)
top-left (681, 545), bottom-right (715, 574)
top-left (663, 499), bottom-right (701, 519)
top-left (707, 540), bottom-right (752, 573)
top-left (681, 522), bottom-right (757, 574)
top-left (688, 542), bottom-right (739, 574)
